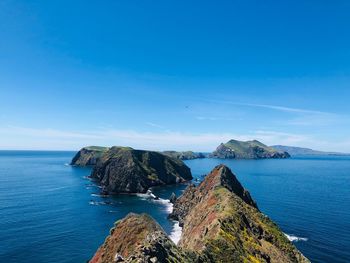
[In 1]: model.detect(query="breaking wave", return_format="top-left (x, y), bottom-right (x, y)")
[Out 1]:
top-left (284, 233), bottom-right (308, 242)
top-left (136, 190), bottom-right (182, 243)
top-left (169, 220), bottom-right (182, 244)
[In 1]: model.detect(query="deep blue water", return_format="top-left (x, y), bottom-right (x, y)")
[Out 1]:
top-left (0, 151), bottom-right (349, 263)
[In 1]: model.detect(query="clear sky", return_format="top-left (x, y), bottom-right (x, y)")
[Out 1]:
top-left (1, 0), bottom-right (350, 151)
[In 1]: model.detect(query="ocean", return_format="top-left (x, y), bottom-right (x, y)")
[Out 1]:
top-left (0, 151), bottom-right (349, 263)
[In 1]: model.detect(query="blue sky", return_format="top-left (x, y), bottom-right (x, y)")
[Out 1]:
top-left (1, 0), bottom-right (350, 151)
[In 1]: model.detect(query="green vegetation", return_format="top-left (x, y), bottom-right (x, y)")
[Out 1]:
top-left (211, 139), bottom-right (290, 159)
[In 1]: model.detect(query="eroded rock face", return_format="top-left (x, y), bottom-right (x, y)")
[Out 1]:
top-left (89, 213), bottom-right (193, 263)
top-left (90, 165), bottom-right (309, 263)
top-left (211, 140), bottom-right (290, 159)
top-left (90, 147), bottom-right (193, 194)
top-left (171, 165), bottom-right (308, 263)
top-left (169, 165), bottom-right (257, 226)
top-left (70, 146), bottom-right (109, 166)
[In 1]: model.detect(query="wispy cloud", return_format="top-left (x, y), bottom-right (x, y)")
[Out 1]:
top-left (232, 102), bottom-right (329, 115)
top-left (203, 99), bottom-right (331, 115)
top-left (145, 122), bottom-right (165, 129)
top-left (0, 125), bottom-right (101, 139)
top-left (201, 99), bottom-right (340, 126)
top-left (0, 125), bottom-right (314, 151)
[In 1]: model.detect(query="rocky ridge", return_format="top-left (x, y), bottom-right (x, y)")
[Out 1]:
top-left (90, 165), bottom-right (309, 263)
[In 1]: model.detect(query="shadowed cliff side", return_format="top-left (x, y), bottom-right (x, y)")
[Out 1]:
top-left (90, 146), bottom-right (193, 193)
top-left (70, 146), bottom-right (109, 166)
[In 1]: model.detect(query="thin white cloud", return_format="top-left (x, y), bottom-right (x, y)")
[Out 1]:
top-left (203, 99), bottom-right (331, 115)
top-left (0, 125), bottom-right (101, 139)
top-left (201, 99), bottom-right (341, 126)
top-left (145, 122), bottom-right (165, 129)
top-left (0, 125), bottom-right (315, 151)
top-left (233, 102), bottom-right (329, 115)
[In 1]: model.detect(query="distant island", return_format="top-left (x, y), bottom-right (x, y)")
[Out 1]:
top-left (72, 146), bottom-right (192, 193)
top-left (89, 165), bottom-right (309, 263)
top-left (162, 150), bottom-right (206, 160)
top-left (211, 139), bottom-right (290, 159)
top-left (271, 145), bottom-right (349, 156)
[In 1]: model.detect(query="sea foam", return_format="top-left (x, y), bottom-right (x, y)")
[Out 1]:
top-left (284, 233), bottom-right (308, 242)
top-left (136, 190), bottom-right (183, 243)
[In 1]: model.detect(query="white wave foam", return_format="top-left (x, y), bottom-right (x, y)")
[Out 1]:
top-left (89, 201), bottom-right (107, 206)
top-left (169, 221), bottom-right (182, 244)
top-left (136, 193), bottom-right (149, 200)
top-left (136, 190), bottom-right (183, 243)
top-left (284, 233), bottom-right (308, 242)
top-left (91, 193), bottom-right (109, 198)
top-left (64, 163), bottom-right (70, 166)
top-left (46, 186), bottom-right (67, 192)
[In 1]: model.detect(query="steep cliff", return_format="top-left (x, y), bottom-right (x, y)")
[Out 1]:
top-left (90, 146), bottom-right (193, 193)
top-left (170, 165), bottom-right (308, 262)
top-left (70, 146), bottom-right (109, 166)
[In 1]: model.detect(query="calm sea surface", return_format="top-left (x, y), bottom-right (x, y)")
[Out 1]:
top-left (0, 151), bottom-right (349, 263)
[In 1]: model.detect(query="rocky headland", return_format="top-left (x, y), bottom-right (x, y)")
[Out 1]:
top-left (89, 165), bottom-right (309, 263)
top-left (70, 146), bottom-right (109, 166)
top-left (211, 139), bottom-right (290, 159)
top-left (88, 146), bottom-right (192, 194)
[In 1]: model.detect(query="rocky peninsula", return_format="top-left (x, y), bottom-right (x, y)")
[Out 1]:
top-left (89, 165), bottom-right (309, 263)
top-left (211, 139), bottom-right (290, 159)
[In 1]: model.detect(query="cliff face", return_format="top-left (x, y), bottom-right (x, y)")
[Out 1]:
top-left (90, 165), bottom-right (309, 263)
top-left (70, 146), bottom-right (109, 166)
top-left (90, 147), bottom-right (193, 193)
top-left (89, 213), bottom-right (193, 263)
top-left (170, 165), bottom-right (308, 262)
top-left (211, 140), bottom-right (290, 159)
top-left (162, 151), bottom-right (206, 160)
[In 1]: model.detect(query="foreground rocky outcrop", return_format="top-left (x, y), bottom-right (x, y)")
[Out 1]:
top-left (211, 139), bottom-right (290, 159)
top-left (90, 146), bottom-right (193, 193)
top-left (70, 146), bottom-right (109, 166)
top-left (170, 165), bottom-right (308, 262)
top-left (162, 151), bottom-right (206, 160)
top-left (90, 213), bottom-right (193, 263)
top-left (90, 165), bottom-right (309, 263)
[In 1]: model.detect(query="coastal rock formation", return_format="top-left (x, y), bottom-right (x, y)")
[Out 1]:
top-left (170, 165), bottom-right (308, 262)
top-left (70, 146), bottom-right (109, 166)
top-left (162, 151), bottom-right (206, 160)
top-left (89, 213), bottom-right (193, 263)
top-left (211, 139), bottom-right (290, 159)
top-left (90, 165), bottom-right (309, 263)
top-left (90, 146), bottom-right (193, 193)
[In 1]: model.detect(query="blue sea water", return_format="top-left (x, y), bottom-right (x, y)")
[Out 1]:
top-left (0, 151), bottom-right (349, 263)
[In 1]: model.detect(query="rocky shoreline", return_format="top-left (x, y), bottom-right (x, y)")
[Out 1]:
top-left (89, 165), bottom-right (309, 263)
